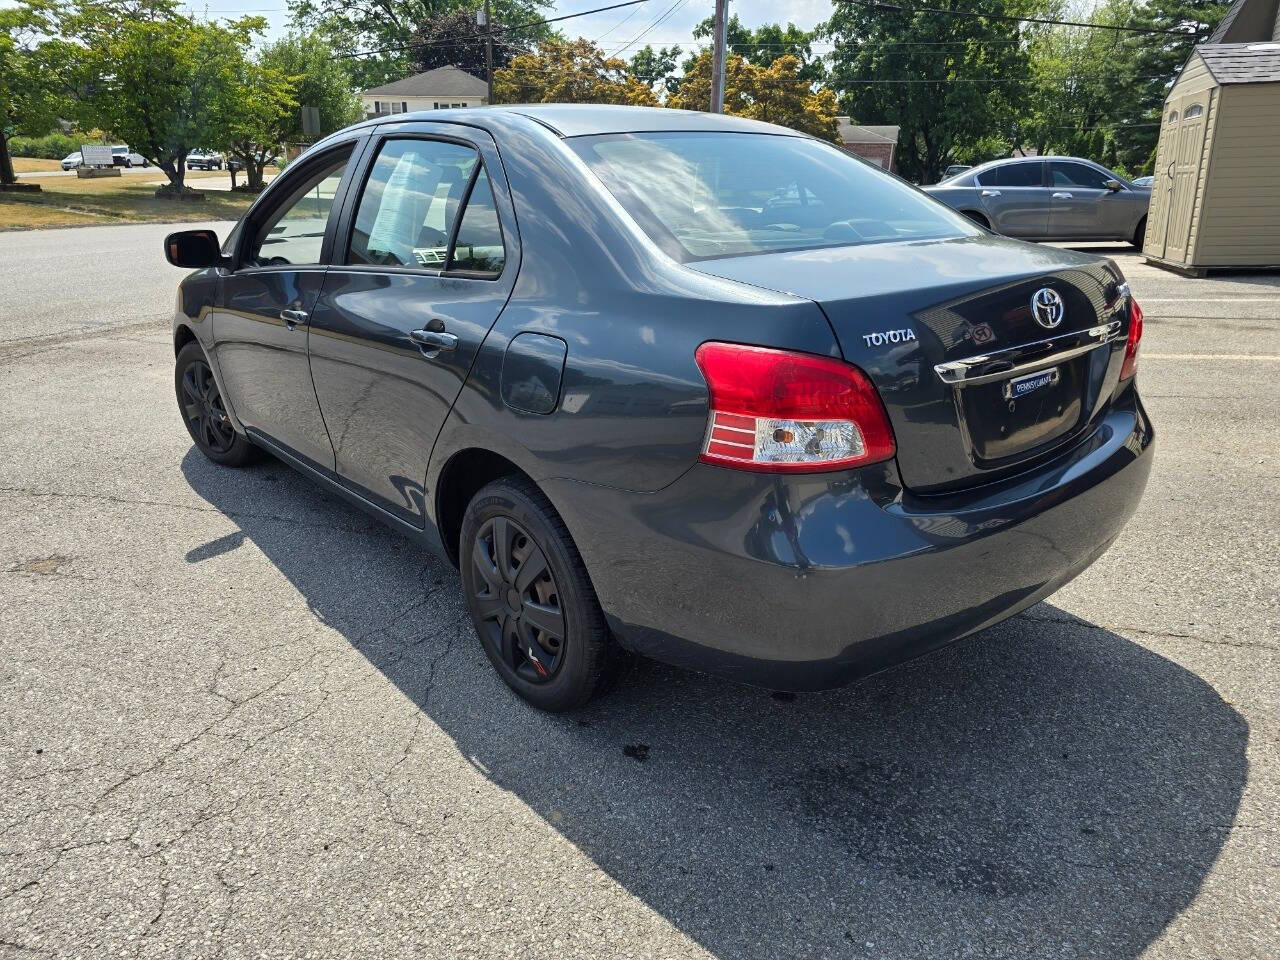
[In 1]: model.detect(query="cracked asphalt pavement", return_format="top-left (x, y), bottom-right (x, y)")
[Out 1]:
top-left (1, 223), bottom-right (1277, 959)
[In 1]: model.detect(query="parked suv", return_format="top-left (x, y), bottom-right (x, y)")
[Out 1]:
top-left (111, 146), bottom-right (147, 167)
top-left (187, 150), bottom-right (224, 170)
top-left (925, 157), bottom-right (1151, 248)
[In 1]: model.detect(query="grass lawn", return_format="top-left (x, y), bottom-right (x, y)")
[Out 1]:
top-left (12, 157), bottom-right (64, 173)
top-left (0, 170), bottom-right (269, 230)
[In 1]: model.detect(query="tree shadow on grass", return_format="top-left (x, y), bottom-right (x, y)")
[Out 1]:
top-left (183, 449), bottom-right (1246, 960)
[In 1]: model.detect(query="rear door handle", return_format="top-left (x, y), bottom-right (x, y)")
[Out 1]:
top-left (409, 328), bottom-right (458, 353)
top-left (1052, 191), bottom-right (1074, 199)
top-left (280, 308), bottom-right (308, 329)
top-left (980, 189), bottom-right (1001, 197)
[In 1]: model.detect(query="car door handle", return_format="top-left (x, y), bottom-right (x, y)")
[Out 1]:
top-left (280, 308), bottom-right (308, 329)
top-left (980, 189), bottom-right (1001, 197)
top-left (1052, 192), bottom-right (1074, 199)
top-left (409, 328), bottom-right (458, 352)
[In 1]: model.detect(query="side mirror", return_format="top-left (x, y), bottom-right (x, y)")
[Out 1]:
top-left (164, 229), bottom-right (224, 268)
top-left (1104, 179), bottom-right (1123, 192)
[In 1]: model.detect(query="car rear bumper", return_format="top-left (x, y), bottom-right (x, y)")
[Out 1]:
top-left (545, 390), bottom-right (1153, 691)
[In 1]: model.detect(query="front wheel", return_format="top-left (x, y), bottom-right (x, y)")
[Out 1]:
top-left (460, 477), bottom-right (617, 711)
top-left (175, 341), bottom-right (258, 467)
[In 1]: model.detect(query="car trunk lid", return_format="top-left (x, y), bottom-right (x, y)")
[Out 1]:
top-left (687, 235), bottom-right (1131, 492)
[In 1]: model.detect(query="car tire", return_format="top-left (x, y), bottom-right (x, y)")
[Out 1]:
top-left (1132, 216), bottom-right (1147, 252)
top-left (175, 341), bottom-right (259, 467)
top-left (963, 210), bottom-right (991, 231)
top-left (460, 476), bottom-right (618, 711)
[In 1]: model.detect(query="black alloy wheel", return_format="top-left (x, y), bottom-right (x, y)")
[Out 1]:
top-left (181, 359), bottom-right (236, 455)
top-left (460, 477), bottom-right (618, 711)
top-left (472, 516), bottom-right (566, 684)
top-left (174, 341), bottom-right (258, 467)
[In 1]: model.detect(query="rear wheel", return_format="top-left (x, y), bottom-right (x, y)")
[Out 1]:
top-left (1132, 216), bottom-right (1147, 251)
top-left (175, 341), bottom-right (258, 467)
top-left (460, 477), bottom-right (616, 711)
top-left (963, 210), bottom-right (991, 230)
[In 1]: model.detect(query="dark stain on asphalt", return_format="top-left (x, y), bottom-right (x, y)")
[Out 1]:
top-left (10, 555), bottom-right (73, 575)
top-left (623, 743), bottom-right (650, 762)
top-left (771, 691), bottom-right (796, 702)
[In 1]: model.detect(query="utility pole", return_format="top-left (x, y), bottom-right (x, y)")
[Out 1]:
top-left (481, 0), bottom-right (494, 104)
top-left (709, 0), bottom-right (729, 113)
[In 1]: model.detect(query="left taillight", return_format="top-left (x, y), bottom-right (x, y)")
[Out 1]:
top-left (1120, 296), bottom-right (1144, 381)
top-left (694, 341), bottom-right (896, 473)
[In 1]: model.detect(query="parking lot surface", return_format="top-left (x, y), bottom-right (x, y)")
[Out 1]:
top-left (1, 224), bottom-right (1276, 959)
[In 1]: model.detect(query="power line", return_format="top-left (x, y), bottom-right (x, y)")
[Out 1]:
top-left (333, 0), bottom-right (655, 60)
top-left (835, 0), bottom-right (1207, 37)
top-left (613, 0), bottom-right (691, 58)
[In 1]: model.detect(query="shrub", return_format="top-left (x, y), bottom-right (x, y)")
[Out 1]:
top-left (9, 130), bottom-right (113, 159)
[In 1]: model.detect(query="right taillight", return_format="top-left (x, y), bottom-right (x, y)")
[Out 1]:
top-left (1120, 296), bottom-right (1143, 381)
top-left (694, 341), bottom-right (896, 473)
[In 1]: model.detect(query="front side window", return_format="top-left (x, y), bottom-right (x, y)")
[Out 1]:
top-left (347, 139), bottom-right (478, 268)
top-left (1050, 161), bottom-right (1111, 190)
top-left (570, 132), bottom-right (976, 262)
top-left (246, 148), bottom-right (350, 267)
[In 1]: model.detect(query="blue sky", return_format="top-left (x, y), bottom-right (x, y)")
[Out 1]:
top-left (173, 0), bottom-right (836, 55)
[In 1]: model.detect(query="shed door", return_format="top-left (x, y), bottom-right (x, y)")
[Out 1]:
top-left (1162, 96), bottom-right (1208, 264)
top-left (1147, 105), bottom-right (1179, 257)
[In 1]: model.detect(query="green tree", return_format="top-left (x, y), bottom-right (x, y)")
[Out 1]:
top-left (288, 0), bottom-right (553, 91)
top-left (409, 9), bottom-right (532, 77)
top-left (0, 0), bottom-right (74, 186)
top-left (492, 37), bottom-right (658, 105)
top-left (219, 56), bottom-right (296, 191)
top-left (669, 52), bottom-right (839, 141)
top-left (70, 0), bottom-right (268, 192)
top-left (260, 32), bottom-right (363, 141)
top-left (1017, 1), bottom-right (1140, 162)
top-left (1108, 0), bottom-right (1230, 170)
top-left (823, 1), bottom-right (1043, 183)
top-left (628, 44), bottom-right (683, 97)
top-left (686, 15), bottom-right (824, 84)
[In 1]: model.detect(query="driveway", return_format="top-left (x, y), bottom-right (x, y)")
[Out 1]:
top-left (1, 228), bottom-right (1276, 959)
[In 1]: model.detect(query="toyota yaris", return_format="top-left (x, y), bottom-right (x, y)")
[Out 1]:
top-left (166, 105), bottom-right (1152, 711)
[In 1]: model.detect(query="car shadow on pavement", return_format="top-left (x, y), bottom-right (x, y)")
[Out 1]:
top-left (182, 450), bottom-right (1247, 960)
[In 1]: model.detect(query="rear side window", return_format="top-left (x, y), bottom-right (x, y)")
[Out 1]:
top-left (976, 162), bottom-right (1042, 188)
top-left (447, 168), bottom-right (505, 277)
top-left (347, 139), bottom-right (478, 268)
top-left (1050, 161), bottom-right (1110, 190)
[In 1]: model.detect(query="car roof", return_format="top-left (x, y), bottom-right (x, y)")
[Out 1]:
top-left (350, 104), bottom-right (806, 140)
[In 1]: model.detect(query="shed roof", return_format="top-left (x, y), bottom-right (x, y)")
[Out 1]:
top-left (363, 66), bottom-right (488, 99)
top-left (835, 119), bottom-right (900, 144)
top-left (1207, 0), bottom-right (1280, 43)
top-left (1197, 42), bottom-right (1280, 83)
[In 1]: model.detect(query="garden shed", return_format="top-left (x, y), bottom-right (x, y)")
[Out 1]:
top-left (1144, 0), bottom-right (1280, 273)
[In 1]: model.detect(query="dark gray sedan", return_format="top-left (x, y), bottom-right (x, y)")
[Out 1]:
top-left (164, 106), bottom-right (1152, 711)
top-left (925, 156), bottom-right (1151, 248)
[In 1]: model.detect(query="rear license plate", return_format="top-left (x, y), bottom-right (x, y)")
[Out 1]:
top-left (1003, 367), bottom-right (1060, 400)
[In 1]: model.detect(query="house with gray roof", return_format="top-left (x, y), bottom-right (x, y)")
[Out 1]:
top-left (361, 66), bottom-right (489, 118)
top-left (1144, 0), bottom-right (1280, 272)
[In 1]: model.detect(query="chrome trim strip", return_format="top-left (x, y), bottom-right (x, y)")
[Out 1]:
top-left (934, 320), bottom-right (1122, 387)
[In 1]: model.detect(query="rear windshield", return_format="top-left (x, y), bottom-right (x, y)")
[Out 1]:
top-left (569, 132), bottom-right (975, 262)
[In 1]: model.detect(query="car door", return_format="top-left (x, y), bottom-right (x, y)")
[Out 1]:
top-left (212, 139), bottom-right (363, 471)
top-left (976, 161), bottom-right (1049, 237)
top-left (306, 125), bottom-right (519, 525)
top-left (1046, 160), bottom-right (1128, 239)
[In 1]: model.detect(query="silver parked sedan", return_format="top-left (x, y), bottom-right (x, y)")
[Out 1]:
top-left (925, 157), bottom-right (1151, 248)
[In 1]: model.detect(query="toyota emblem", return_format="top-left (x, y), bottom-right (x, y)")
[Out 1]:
top-left (1030, 288), bottom-right (1065, 329)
